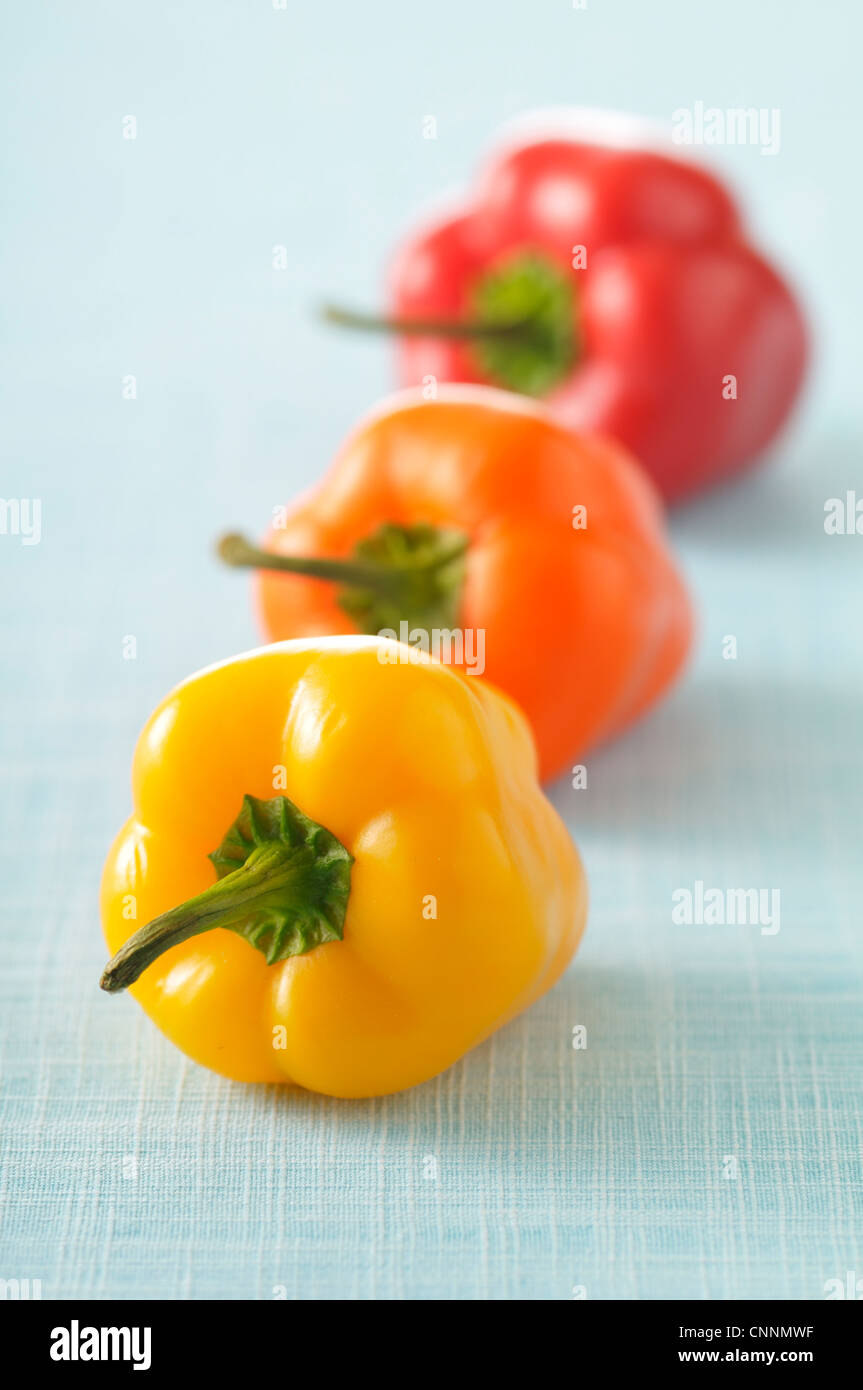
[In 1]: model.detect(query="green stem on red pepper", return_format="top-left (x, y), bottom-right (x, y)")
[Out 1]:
top-left (323, 251), bottom-right (579, 397)
top-left (322, 303), bottom-right (530, 341)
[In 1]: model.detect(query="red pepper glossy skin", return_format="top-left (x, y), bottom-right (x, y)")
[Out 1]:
top-left (389, 136), bottom-right (808, 503)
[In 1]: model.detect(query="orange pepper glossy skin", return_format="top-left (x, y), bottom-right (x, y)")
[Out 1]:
top-left (101, 637), bottom-right (587, 1098)
top-left (256, 388), bottom-right (693, 783)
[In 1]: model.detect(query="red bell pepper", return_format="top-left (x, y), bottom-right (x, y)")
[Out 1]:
top-left (328, 116), bottom-right (808, 503)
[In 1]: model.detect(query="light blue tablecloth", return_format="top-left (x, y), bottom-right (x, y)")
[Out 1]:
top-left (1, 0), bottom-right (861, 1300)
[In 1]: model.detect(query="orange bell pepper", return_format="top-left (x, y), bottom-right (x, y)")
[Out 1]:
top-left (220, 387), bottom-right (692, 782)
top-left (100, 637), bottom-right (587, 1098)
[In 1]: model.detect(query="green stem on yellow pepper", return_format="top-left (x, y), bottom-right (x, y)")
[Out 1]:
top-left (100, 794), bottom-right (353, 992)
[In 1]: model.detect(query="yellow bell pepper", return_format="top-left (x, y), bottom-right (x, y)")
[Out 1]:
top-left (100, 636), bottom-right (587, 1098)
